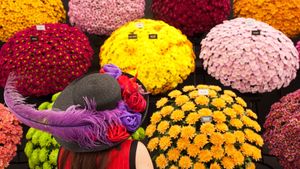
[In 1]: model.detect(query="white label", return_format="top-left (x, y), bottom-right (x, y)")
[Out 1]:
top-left (36, 25), bottom-right (46, 31)
top-left (201, 116), bottom-right (212, 123)
top-left (198, 89), bottom-right (209, 96)
top-left (136, 22), bottom-right (144, 29)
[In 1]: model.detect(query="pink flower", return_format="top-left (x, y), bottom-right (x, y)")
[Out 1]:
top-left (200, 18), bottom-right (299, 93)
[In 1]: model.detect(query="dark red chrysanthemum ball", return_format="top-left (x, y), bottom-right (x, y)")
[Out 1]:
top-left (0, 24), bottom-right (94, 96)
top-left (152, 0), bottom-right (231, 36)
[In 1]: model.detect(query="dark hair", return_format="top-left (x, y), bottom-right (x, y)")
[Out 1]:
top-left (59, 148), bottom-right (111, 169)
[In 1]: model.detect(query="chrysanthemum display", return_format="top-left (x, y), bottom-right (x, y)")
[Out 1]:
top-left (146, 85), bottom-right (263, 169)
top-left (234, 0), bottom-right (300, 37)
top-left (151, 0), bottom-right (231, 36)
top-left (68, 0), bottom-right (145, 35)
top-left (0, 23), bottom-right (94, 96)
top-left (0, 104), bottom-right (23, 168)
top-left (100, 19), bottom-right (195, 95)
top-left (0, 0), bottom-right (66, 42)
top-left (297, 41), bottom-right (300, 59)
top-left (264, 89), bottom-right (300, 169)
top-left (200, 18), bottom-right (299, 93)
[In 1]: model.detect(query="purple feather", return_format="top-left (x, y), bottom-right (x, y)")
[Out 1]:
top-left (4, 75), bottom-right (124, 149)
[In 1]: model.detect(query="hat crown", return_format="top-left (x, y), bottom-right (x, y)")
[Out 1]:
top-left (72, 73), bottom-right (122, 111)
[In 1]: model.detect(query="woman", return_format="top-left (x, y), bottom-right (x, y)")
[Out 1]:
top-left (4, 64), bottom-right (153, 169)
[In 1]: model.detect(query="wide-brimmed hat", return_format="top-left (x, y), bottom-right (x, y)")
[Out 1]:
top-left (4, 64), bottom-right (149, 152)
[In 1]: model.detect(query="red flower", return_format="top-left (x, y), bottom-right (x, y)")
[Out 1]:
top-left (107, 125), bottom-right (130, 142)
top-left (124, 92), bottom-right (146, 113)
top-left (118, 75), bottom-right (139, 95)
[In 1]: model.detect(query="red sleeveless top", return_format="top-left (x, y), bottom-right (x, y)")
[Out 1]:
top-left (58, 140), bottom-right (137, 169)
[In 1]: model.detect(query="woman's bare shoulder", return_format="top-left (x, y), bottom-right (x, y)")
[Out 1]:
top-left (135, 141), bottom-right (154, 169)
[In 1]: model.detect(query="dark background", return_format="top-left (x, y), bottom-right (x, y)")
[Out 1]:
top-left (1, 0), bottom-right (299, 168)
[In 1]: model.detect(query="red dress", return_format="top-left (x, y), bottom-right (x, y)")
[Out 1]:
top-left (58, 140), bottom-right (137, 169)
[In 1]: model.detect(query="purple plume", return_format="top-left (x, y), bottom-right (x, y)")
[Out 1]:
top-left (4, 75), bottom-right (123, 149)
top-left (102, 64), bottom-right (122, 79)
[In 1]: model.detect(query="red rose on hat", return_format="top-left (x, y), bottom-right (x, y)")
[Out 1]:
top-left (124, 92), bottom-right (146, 113)
top-left (107, 125), bottom-right (130, 142)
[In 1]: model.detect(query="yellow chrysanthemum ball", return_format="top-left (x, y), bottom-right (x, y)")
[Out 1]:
top-left (146, 85), bottom-right (264, 168)
top-left (100, 19), bottom-right (195, 95)
top-left (0, 0), bottom-right (66, 42)
top-left (234, 0), bottom-right (300, 37)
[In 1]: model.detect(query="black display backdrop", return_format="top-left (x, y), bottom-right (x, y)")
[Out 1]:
top-left (1, 0), bottom-right (299, 168)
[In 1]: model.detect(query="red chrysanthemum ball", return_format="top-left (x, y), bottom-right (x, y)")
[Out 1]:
top-left (0, 104), bottom-right (23, 168)
top-left (0, 24), bottom-right (94, 96)
top-left (151, 0), bottom-right (231, 36)
top-left (264, 89), bottom-right (300, 169)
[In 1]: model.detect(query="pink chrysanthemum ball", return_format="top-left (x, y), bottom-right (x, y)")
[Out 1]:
top-left (0, 24), bottom-right (94, 96)
top-left (297, 41), bottom-right (300, 59)
top-left (68, 0), bottom-right (145, 35)
top-left (264, 89), bottom-right (300, 169)
top-left (0, 104), bottom-right (23, 168)
top-left (152, 0), bottom-right (230, 36)
top-left (200, 18), bottom-right (299, 93)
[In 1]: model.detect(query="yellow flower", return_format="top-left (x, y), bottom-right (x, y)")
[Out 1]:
top-left (246, 162), bottom-right (256, 169)
top-left (210, 132), bottom-right (224, 146)
top-left (179, 156), bottom-right (192, 169)
top-left (232, 151), bottom-right (244, 166)
top-left (210, 162), bottom-right (221, 169)
top-left (224, 90), bottom-right (237, 97)
top-left (194, 162), bottom-right (206, 169)
top-left (208, 89), bottom-right (218, 97)
top-left (195, 95), bottom-right (210, 105)
top-left (156, 97), bottom-right (168, 108)
top-left (198, 108), bottom-right (213, 117)
top-left (229, 119), bottom-right (243, 129)
top-left (232, 104), bottom-right (245, 115)
top-left (224, 132), bottom-right (236, 144)
top-left (251, 146), bottom-right (262, 160)
top-left (168, 90), bottom-right (182, 98)
top-left (159, 136), bottom-right (172, 151)
top-left (244, 129), bottom-right (264, 147)
top-left (170, 109), bottom-right (185, 121)
top-left (241, 116), bottom-right (261, 132)
top-left (213, 111), bottom-right (227, 123)
top-left (197, 84), bottom-right (209, 89)
top-left (157, 121), bottom-right (170, 134)
top-left (216, 123), bottom-right (229, 132)
top-left (187, 144), bottom-right (199, 157)
top-left (224, 144), bottom-right (237, 156)
top-left (194, 134), bottom-right (208, 148)
top-left (235, 97), bottom-right (247, 107)
top-left (181, 126), bottom-right (196, 139)
top-left (209, 85), bottom-right (222, 91)
top-left (234, 131), bottom-right (245, 143)
top-left (177, 138), bottom-right (190, 150)
top-left (183, 85), bottom-right (196, 92)
top-left (145, 124), bottom-right (156, 137)
top-left (211, 145), bottom-right (224, 159)
top-left (155, 154), bottom-right (168, 169)
top-left (147, 137), bottom-right (159, 152)
top-left (160, 106), bottom-right (174, 117)
top-left (175, 95), bottom-right (190, 106)
top-left (150, 112), bottom-right (162, 124)
top-left (223, 108), bottom-right (237, 118)
top-left (186, 112), bottom-right (200, 125)
top-left (220, 94), bottom-right (234, 104)
top-left (200, 122), bottom-right (215, 135)
top-left (246, 109), bottom-right (258, 119)
top-left (240, 143), bottom-right (261, 160)
top-left (198, 150), bottom-right (212, 162)
top-left (181, 101), bottom-right (196, 111)
top-left (188, 90), bottom-right (199, 99)
top-left (211, 98), bottom-right (226, 109)
top-left (170, 165), bottom-right (179, 169)
top-left (167, 148), bottom-right (180, 161)
top-left (221, 157), bottom-right (235, 169)
top-left (168, 125), bottom-right (181, 138)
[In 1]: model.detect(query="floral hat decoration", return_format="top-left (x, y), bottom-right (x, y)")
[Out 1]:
top-left (200, 18), bottom-right (299, 93)
top-left (146, 85), bottom-right (263, 169)
top-left (0, 23), bottom-right (94, 96)
top-left (234, 0), bottom-right (300, 37)
top-left (151, 0), bottom-right (231, 36)
top-left (0, 0), bottom-right (66, 42)
top-left (68, 0), bottom-right (145, 35)
top-left (100, 19), bottom-right (195, 95)
top-left (4, 64), bottom-right (149, 152)
top-left (0, 104), bottom-right (23, 168)
top-left (264, 89), bottom-right (300, 169)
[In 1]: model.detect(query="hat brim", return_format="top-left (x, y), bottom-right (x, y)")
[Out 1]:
top-left (52, 73), bottom-right (149, 152)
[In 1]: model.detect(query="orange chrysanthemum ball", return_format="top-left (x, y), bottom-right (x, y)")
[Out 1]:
top-left (234, 0), bottom-right (300, 37)
top-left (146, 85), bottom-right (263, 169)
